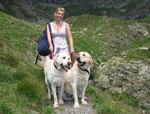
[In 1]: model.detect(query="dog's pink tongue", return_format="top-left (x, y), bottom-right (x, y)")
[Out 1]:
top-left (64, 66), bottom-right (69, 72)
top-left (77, 62), bottom-right (82, 66)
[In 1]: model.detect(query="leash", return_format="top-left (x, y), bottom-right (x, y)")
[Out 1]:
top-left (70, 51), bottom-right (78, 67)
top-left (49, 50), bottom-right (55, 59)
top-left (35, 54), bottom-right (39, 64)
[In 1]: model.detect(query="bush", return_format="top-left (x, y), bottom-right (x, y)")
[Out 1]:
top-left (0, 65), bottom-right (14, 82)
top-left (13, 67), bottom-right (29, 81)
top-left (0, 101), bottom-right (13, 114)
top-left (5, 52), bottom-right (20, 67)
top-left (17, 74), bottom-right (46, 101)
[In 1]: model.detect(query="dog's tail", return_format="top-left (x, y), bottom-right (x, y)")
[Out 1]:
top-left (35, 54), bottom-right (50, 65)
top-left (39, 55), bottom-right (50, 67)
top-left (44, 56), bottom-right (50, 64)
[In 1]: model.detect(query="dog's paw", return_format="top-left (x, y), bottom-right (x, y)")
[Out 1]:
top-left (53, 103), bottom-right (59, 108)
top-left (59, 100), bottom-right (64, 105)
top-left (81, 99), bottom-right (88, 105)
top-left (73, 104), bottom-right (80, 108)
top-left (47, 94), bottom-right (51, 100)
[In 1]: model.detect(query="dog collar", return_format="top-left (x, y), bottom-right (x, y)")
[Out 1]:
top-left (78, 66), bottom-right (90, 75)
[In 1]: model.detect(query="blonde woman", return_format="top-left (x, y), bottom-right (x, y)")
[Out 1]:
top-left (47, 7), bottom-right (74, 58)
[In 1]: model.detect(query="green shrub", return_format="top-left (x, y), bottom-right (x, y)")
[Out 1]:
top-left (40, 105), bottom-right (55, 114)
top-left (87, 84), bottom-right (142, 114)
top-left (17, 74), bottom-right (46, 101)
top-left (0, 65), bottom-right (14, 82)
top-left (13, 67), bottom-right (29, 81)
top-left (5, 52), bottom-right (20, 67)
top-left (0, 40), bottom-right (4, 48)
top-left (111, 93), bottom-right (139, 107)
top-left (0, 101), bottom-right (13, 114)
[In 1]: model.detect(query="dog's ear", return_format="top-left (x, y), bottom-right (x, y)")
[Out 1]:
top-left (54, 55), bottom-right (59, 64)
top-left (78, 53), bottom-right (80, 57)
top-left (89, 57), bottom-right (93, 65)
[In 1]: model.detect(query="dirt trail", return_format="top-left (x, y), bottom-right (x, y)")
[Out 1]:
top-left (55, 97), bottom-right (97, 114)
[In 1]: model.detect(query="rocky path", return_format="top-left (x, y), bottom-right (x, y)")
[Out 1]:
top-left (55, 97), bottom-right (97, 114)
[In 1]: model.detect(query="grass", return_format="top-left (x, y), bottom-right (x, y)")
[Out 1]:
top-left (125, 36), bottom-right (150, 62)
top-left (66, 15), bottom-right (150, 65)
top-left (0, 10), bottom-right (149, 113)
top-left (86, 84), bottom-right (142, 114)
top-left (0, 11), bottom-right (55, 113)
top-left (111, 93), bottom-right (140, 107)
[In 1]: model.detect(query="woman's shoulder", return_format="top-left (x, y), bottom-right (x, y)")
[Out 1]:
top-left (46, 22), bottom-right (52, 26)
top-left (49, 21), bottom-right (54, 24)
top-left (63, 22), bottom-right (70, 27)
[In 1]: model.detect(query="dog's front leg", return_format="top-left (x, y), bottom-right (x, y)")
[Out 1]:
top-left (81, 83), bottom-right (88, 105)
top-left (45, 77), bottom-right (51, 100)
top-left (72, 83), bottom-right (79, 108)
top-left (58, 83), bottom-right (64, 105)
top-left (51, 84), bottom-right (58, 108)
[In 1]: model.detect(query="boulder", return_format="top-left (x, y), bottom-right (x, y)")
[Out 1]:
top-left (96, 57), bottom-right (150, 112)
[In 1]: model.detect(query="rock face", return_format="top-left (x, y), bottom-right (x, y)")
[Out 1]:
top-left (95, 57), bottom-right (150, 113)
top-left (0, 0), bottom-right (150, 22)
top-left (91, 0), bottom-right (150, 19)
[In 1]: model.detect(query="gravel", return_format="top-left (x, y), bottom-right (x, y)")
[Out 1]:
top-left (55, 97), bottom-right (97, 114)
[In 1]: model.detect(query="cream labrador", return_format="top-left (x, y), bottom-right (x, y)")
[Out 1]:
top-left (44, 53), bottom-right (70, 108)
top-left (64, 52), bottom-right (93, 108)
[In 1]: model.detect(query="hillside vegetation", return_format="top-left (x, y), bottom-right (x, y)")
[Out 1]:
top-left (0, 11), bottom-right (54, 113)
top-left (66, 15), bottom-right (150, 64)
top-left (0, 11), bottom-right (149, 113)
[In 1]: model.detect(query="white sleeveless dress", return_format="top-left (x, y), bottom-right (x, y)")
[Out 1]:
top-left (50, 22), bottom-right (70, 58)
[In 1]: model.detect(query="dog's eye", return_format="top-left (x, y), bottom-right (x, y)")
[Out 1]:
top-left (63, 57), bottom-right (66, 59)
top-left (83, 54), bottom-right (85, 56)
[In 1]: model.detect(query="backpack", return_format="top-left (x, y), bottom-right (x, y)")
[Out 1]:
top-left (35, 23), bottom-right (54, 64)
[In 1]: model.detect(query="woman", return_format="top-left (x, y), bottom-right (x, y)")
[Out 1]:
top-left (46, 7), bottom-right (74, 58)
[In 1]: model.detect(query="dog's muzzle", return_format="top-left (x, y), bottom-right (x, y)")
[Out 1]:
top-left (61, 62), bottom-right (70, 72)
top-left (77, 57), bottom-right (85, 67)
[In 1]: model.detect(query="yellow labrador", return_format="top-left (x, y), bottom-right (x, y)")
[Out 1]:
top-left (44, 53), bottom-right (70, 108)
top-left (64, 52), bottom-right (93, 108)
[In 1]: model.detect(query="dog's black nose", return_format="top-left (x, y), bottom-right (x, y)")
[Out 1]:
top-left (77, 57), bottom-right (80, 62)
top-left (67, 62), bottom-right (71, 69)
top-left (68, 61), bottom-right (71, 66)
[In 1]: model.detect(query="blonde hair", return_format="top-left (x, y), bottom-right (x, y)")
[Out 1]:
top-left (55, 7), bottom-right (65, 13)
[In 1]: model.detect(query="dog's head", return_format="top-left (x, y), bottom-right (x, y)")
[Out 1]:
top-left (54, 53), bottom-right (70, 72)
top-left (76, 52), bottom-right (93, 69)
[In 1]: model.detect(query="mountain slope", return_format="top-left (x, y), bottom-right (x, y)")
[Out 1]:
top-left (0, 11), bottom-right (149, 113)
top-left (65, 15), bottom-right (150, 64)
top-left (0, 11), bottom-right (54, 113)
top-left (0, 0), bottom-right (150, 22)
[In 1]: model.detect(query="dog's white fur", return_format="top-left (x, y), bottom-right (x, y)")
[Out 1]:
top-left (44, 53), bottom-right (70, 108)
top-left (64, 52), bottom-right (93, 108)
